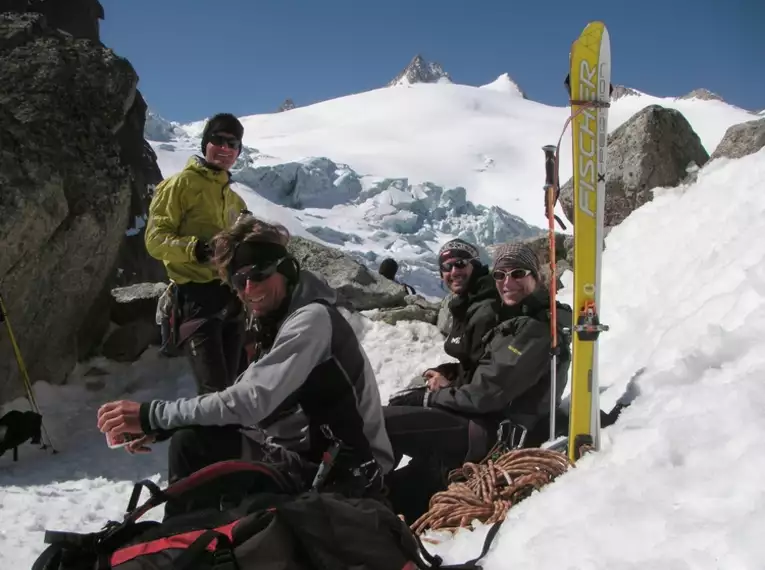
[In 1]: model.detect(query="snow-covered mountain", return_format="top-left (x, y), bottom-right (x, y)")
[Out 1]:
top-left (145, 78), bottom-right (754, 296)
top-left (387, 54), bottom-right (452, 86)
top-left (677, 87), bottom-right (725, 102)
top-left (479, 72), bottom-right (527, 99)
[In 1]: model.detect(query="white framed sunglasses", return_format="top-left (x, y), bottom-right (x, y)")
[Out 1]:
top-left (492, 268), bottom-right (533, 281)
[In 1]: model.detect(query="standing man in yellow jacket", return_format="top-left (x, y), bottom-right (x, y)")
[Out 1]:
top-left (145, 113), bottom-right (249, 394)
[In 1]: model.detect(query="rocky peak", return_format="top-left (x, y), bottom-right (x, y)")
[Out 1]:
top-left (677, 88), bottom-right (724, 102)
top-left (388, 54), bottom-right (451, 87)
top-left (1, 0), bottom-right (104, 42)
top-left (278, 98), bottom-right (296, 112)
top-left (611, 84), bottom-right (640, 101)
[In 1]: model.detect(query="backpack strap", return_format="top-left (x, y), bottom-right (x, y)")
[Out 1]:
top-left (455, 520), bottom-right (503, 568)
top-left (31, 543), bottom-right (63, 570)
top-left (409, 519), bottom-right (502, 570)
top-left (128, 460), bottom-right (295, 520)
top-left (173, 530), bottom-right (237, 570)
top-left (435, 520), bottom-right (503, 570)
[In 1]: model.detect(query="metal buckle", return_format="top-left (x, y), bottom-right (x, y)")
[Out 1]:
top-left (497, 419), bottom-right (527, 450)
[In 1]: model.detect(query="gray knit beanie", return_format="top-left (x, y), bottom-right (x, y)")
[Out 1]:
top-left (492, 242), bottom-right (540, 280)
top-left (438, 238), bottom-right (480, 264)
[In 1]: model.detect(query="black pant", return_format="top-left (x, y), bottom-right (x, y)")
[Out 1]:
top-left (184, 318), bottom-right (246, 394)
top-left (177, 281), bottom-right (245, 395)
top-left (165, 425), bottom-right (314, 519)
top-left (383, 406), bottom-right (475, 524)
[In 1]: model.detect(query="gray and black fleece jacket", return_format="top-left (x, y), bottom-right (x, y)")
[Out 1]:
top-left (139, 270), bottom-right (395, 474)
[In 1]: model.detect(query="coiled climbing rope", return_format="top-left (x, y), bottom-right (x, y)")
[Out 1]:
top-left (411, 448), bottom-right (574, 535)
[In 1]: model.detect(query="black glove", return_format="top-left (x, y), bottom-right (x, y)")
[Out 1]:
top-left (194, 239), bottom-right (213, 263)
top-left (388, 386), bottom-right (429, 407)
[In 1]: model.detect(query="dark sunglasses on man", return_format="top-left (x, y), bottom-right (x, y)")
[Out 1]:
top-left (440, 258), bottom-right (473, 273)
top-left (231, 259), bottom-right (284, 290)
top-left (492, 268), bottom-right (533, 281)
top-left (209, 133), bottom-right (241, 150)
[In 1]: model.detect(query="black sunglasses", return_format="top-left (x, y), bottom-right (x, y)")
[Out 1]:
top-left (440, 259), bottom-right (472, 273)
top-left (231, 259), bottom-right (284, 290)
top-left (492, 268), bottom-right (533, 281)
top-left (209, 133), bottom-right (241, 150)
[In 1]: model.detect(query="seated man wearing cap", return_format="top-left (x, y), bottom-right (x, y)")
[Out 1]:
top-left (419, 238), bottom-right (501, 391)
top-left (98, 216), bottom-right (395, 518)
top-left (384, 242), bottom-right (573, 523)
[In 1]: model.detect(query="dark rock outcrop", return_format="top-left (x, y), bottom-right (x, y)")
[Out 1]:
top-left (277, 98), bottom-right (296, 112)
top-left (288, 236), bottom-right (409, 311)
top-left (560, 105), bottom-right (709, 229)
top-left (113, 89), bottom-right (165, 287)
top-left (368, 296), bottom-right (440, 327)
top-left (101, 283), bottom-right (166, 362)
top-left (0, 10), bottom-right (153, 403)
top-left (0, 0), bottom-right (104, 42)
top-left (709, 118), bottom-right (765, 162)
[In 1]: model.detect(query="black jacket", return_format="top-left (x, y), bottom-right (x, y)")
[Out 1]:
top-left (429, 265), bottom-right (500, 385)
top-left (426, 289), bottom-right (573, 432)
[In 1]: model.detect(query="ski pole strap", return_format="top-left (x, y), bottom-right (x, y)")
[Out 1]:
top-left (543, 145), bottom-right (556, 187)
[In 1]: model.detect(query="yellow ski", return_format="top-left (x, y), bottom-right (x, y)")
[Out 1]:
top-left (566, 21), bottom-right (612, 462)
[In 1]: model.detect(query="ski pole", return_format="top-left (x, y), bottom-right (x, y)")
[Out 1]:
top-left (0, 292), bottom-right (57, 454)
top-left (542, 145), bottom-right (560, 443)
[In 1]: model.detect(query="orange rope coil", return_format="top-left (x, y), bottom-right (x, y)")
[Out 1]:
top-left (411, 448), bottom-right (574, 535)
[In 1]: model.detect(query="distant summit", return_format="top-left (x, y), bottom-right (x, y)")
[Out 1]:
top-left (677, 88), bottom-right (724, 103)
top-left (479, 73), bottom-right (526, 99)
top-left (388, 54), bottom-right (452, 87)
top-left (611, 84), bottom-right (640, 101)
top-left (278, 98), bottom-right (296, 112)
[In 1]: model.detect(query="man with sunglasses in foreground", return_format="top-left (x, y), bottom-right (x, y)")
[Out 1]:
top-left (383, 242), bottom-right (574, 523)
top-left (145, 113), bottom-right (250, 395)
top-left (98, 216), bottom-right (395, 518)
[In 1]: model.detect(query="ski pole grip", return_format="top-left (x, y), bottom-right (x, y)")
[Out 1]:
top-left (542, 145), bottom-right (557, 187)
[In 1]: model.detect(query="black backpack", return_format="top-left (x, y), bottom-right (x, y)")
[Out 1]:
top-left (32, 460), bottom-right (500, 570)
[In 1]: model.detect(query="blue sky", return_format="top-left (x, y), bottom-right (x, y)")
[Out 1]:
top-left (101, 0), bottom-right (764, 123)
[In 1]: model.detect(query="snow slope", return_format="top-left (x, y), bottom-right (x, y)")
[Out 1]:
top-left (147, 82), bottom-right (753, 296)
top-left (3, 148), bottom-right (765, 568)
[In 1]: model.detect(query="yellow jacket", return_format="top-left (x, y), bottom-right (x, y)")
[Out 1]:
top-left (145, 156), bottom-right (248, 284)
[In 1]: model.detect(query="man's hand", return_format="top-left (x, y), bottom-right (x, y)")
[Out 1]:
top-left (97, 400), bottom-right (144, 438)
top-left (423, 369), bottom-right (450, 392)
top-left (125, 434), bottom-right (156, 454)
